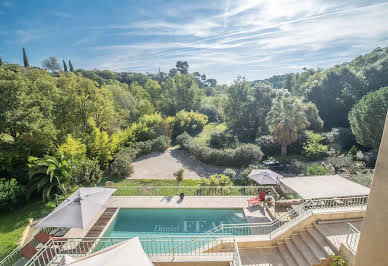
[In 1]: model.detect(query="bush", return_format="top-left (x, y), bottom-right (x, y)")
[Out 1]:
top-left (287, 160), bottom-right (305, 175)
top-left (256, 135), bottom-right (280, 157)
top-left (356, 150), bottom-right (377, 167)
top-left (151, 136), bottom-right (171, 152)
top-left (223, 168), bottom-right (236, 179)
top-left (169, 110), bottom-right (208, 137)
top-left (200, 174), bottom-right (233, 186)
top-left (327, 154), bottom-right (366, 175)
top-left (110, 150), bottom-right (135, 179)
top-left (323, 127), bottom-right (356, 152)
top-left (70, 159), bottom-right (103, 186)
top-left (0, 178), bottom-right (25, 210)
top-left (209, 132), bottom-right (238, 149)
top-left (173, 168), bottom-right (184, 184)
top-left (177, 132), bottom-right (263, 167)
top-left (303, 131), bottom-right (329, 160)
top-left (303, 163), bottom-right (329, 176)
top-left (199, 105), bottom-right (222, 122)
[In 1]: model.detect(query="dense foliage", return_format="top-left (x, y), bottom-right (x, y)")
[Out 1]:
top-left (177, 132), bottom-right (263, 166)
top-left (1, 46), bottom-right (387, 202)
top-left (349, 86), bottom-right (388, 149)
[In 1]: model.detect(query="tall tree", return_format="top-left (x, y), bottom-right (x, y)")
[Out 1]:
top-left (0, 57), bottom-right (3, 66)
top-left (22, 48), bottom-right (30, 68)
top-left (68, 60), bottom-right (74, 72)
top-left (349, 86), bottom-right (388, 149)
top-left (266, 96), bottom-right (309, 156)
top-left (42, 57), bottom-right (61, 72)
top-left (176, 61), bottom-right (189, 74)
top-left (63, 60), bottom-right (68, 72)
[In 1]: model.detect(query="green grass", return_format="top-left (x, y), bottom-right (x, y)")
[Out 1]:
top-left (108, 179), bottom-right (201, 187)
top-left (0, 201), bottom-right (56, 260)
top-left (193, 123), bottom-right (227, 146)
top-left (0, 189), bottom-right (77, 260)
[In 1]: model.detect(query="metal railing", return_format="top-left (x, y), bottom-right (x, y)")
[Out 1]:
top-left (233, 240), bottom-right (242, 266)
top-left (106, 185), bottom-right (279, 199)
top-left (0, 227), bottom-right (62, 266)
top-left (346, 223), bottom-right (360, 254)
top-left (0, 246), bottom-right (22, 266)
top-left (206, 195), bottom-right (368, 239)
top-left (21, 236), bottom-right (236, 266)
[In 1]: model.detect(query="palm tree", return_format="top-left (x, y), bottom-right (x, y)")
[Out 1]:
top-left (266, 97), bottom-right (309, 156)
top-left (27, 155), bottom-right (71, 201)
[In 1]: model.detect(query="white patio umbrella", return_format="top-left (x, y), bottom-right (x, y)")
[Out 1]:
top-left (58, 237), bottom-right (153, 266)
top-left (248, 169), bottom-right (283, 185)
top-left (35, 187), bottom-right (116, 229)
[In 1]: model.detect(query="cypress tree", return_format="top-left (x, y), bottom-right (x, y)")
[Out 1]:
top-left (68, 60), bottom-right (74, 72)
top-left (63, 60), bottom-right (68, 71)
top-left (0, 57), bottom-right (2, 66)
top-left (23, 48), bottom-right (30, 68)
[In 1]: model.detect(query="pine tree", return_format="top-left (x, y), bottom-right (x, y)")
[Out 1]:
top-left (23, 48), bottom-right (30, 68)
top-left (68, 60), bottom-right (74, 72)
top-left (63, 60), bottom-right (68, 72)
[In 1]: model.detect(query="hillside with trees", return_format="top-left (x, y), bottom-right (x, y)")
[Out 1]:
top-left (1, 47), bottom-right (388, 209)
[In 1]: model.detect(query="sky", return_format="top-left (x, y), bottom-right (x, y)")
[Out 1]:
top-left (1, 0), bottom-right (388, 84)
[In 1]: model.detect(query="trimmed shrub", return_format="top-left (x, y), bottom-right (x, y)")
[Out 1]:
top-left (151, 136), bottom-right (171, 152)
top-left (70, 159), bottom-right (103, 186)
top-left (177, 132), bottom-right (263, 167)
top-left (0, 178), bottom-right (25, 210)
top-left (110, 150), bottom-right (135, 179)
top-left (209, 132), bottom-right (237, 149)
top-left (200, 174), bottom-right (233, 186)
top-left (256, 135), bottom-right (280, 157)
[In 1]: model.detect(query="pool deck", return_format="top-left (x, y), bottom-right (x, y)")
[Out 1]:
top-left (64, 196), bottom-right (272, 238)
top-left (106, 196), bottom-right (271, 223)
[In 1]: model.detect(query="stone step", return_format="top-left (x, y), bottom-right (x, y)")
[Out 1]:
top-left (291, 234), bottom-right (320, 265)
top-left (300, 230), bottom-right (328, 261)
top-left (306, 226), bottom-right (335, 256)
top-left (278, 242), bottom-right (298, 266)
top-left (284, 238), bottom-right (309, 266)
top-left (239, 247), bottom-right (287, 266)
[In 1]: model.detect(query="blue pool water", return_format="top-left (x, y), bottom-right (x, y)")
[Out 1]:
top-left (103, 208), bottom-right (247, 237)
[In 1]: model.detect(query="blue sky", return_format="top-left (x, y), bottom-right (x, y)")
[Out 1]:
top-left (1, 0), bottom-right (388, 84)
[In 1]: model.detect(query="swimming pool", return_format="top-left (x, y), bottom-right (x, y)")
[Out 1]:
top-left (103, 208), bottom-right (247, 237)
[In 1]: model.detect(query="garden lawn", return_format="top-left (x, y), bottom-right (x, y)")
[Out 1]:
top-left (0, 189), bottom-right (77, 260)
top-left (108, 179), bottom-right (201, 187)
top-left (0, 201), bottom-right (56, 260)
top-left (193, 123), bottom-right (227, 146)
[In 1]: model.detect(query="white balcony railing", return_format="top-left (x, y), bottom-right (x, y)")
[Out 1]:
top-left (346, 223), bottom-right (360, 254)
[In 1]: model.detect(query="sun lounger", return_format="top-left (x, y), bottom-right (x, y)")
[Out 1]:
top-left (248, 190), bottom-right (267, 206)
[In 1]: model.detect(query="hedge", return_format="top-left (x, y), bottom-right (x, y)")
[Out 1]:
top-left (176, 132), bottom-right (262, 167)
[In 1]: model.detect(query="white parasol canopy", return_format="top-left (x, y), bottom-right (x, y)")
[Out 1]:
top-left (35, 187), bottom-right (116, 229)
top-left (248, 169), bottom-right (283, 185)
top-left (59, 237), bottom-right (153, 266)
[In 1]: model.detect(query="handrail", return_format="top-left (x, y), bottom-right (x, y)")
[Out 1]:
top-left (346, 223), bottom-right (360, 254)
top-left (0, 245), bottom-right (21, 266)
top-left (233, 240), bottom-right (242, 266)
top-left (205, 195), bottom-right (368, 238)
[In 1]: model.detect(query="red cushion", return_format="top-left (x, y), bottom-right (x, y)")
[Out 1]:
top-left (20, 244), bottom-right (37, 259)
top-left (35, 230), bottom-right (51, 244)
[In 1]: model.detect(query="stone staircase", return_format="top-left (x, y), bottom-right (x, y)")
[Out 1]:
top-left (239, 224), bottom-right (337, 266)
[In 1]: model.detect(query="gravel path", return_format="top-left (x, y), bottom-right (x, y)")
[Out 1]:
top-left (130, 148), bottom-right (241, 179)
